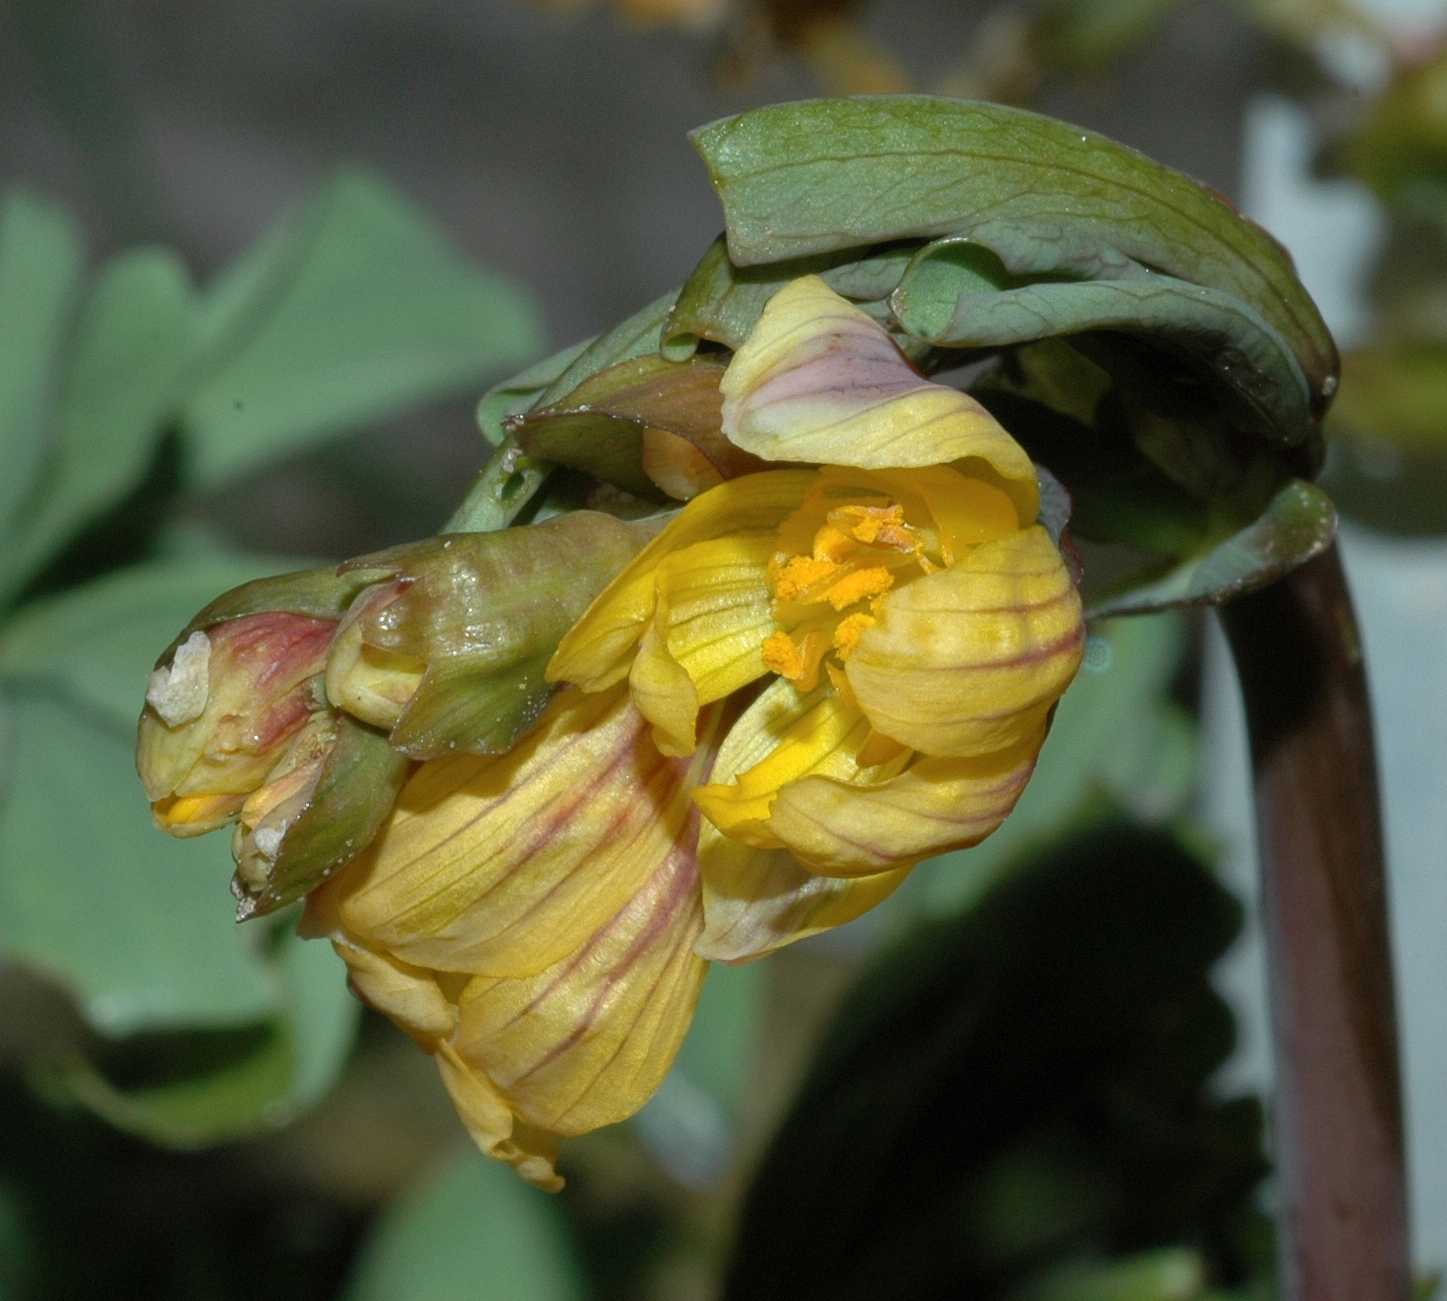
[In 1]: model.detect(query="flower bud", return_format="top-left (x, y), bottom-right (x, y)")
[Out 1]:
top-left (230, 711), bottom-right (409, 921)
top-left (138, 612), bottom-right (337, 836)
top-left (325, 510), bottom-right (659, 759)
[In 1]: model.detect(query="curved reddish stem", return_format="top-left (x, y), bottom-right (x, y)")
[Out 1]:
top-left (1221, 543), bottom-right (1411, 1301)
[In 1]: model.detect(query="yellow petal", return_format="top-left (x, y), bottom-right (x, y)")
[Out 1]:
top-left (719, 276), bottom-right (1039, 522)
top-left (692, 678), bottom-right (909, 848)
top-left (548, 469), bottom-right (815, 693)
top-left (449, 831), bottom-right (707, 1137)
top-left (846, 525), bottom-right (1085, 757)
top-left (766, 730), bottom-right (1046, 875)
top-left (628, 533), bottom-right (777, 756)
top-left (695, 821), bottom-right (910, 962)
top-left (332, 686), bottom-right (720, 979)
top-left (435, 1043), bottom-right (564, 1192)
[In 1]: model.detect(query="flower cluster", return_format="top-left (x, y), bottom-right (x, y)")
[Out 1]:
top-left (138, 276), bottom-right (1084, 1187)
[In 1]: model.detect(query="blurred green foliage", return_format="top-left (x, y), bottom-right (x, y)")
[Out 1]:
top-left (0, 177), bottom-right (541, 1156)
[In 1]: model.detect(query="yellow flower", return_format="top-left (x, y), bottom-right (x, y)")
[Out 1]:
top-left (301, 686), bottom-right (721, 1190)
top-left (549, 275), bottom-right (1085, 958)
top-left (305, 275), bottom-right (1084, 1187)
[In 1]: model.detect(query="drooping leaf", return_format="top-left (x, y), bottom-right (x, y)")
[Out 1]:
top-left (0, 193), bottom-right (85, 572)
top-left (891, 240), bottom-right (1313, 445)
top-left (725, 822), bottom-right (1261, 1301)
top-left (181, 171), bottom-right (544, 487)
top-left (691, 96), bottom-right (1337, 408)
top-left (343, 1148), bottom-right (586, 1301)
top-left (1085, 477), bottom-right (1336, 617)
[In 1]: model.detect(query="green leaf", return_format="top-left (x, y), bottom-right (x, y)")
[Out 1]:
top-left (0, 247), bottom-right (195, 604)
top-left (690, 96), bottom-right (1337, 407)
top-left (724, 823), bottom-right (1257, 1301)
top-left (892, 241), bottom-right (1313, 445)
top-left (663, 233), bottom-right (914, 357)
top-left (1086, 478), bottom-right (1337, 617)
top-left (0, 192), bottom-right (85, 558)
top-left (50, 924), bottom-right (359, 1146)
top-left (180, 171), bottom-right (544, 487)
top-left (0, 555), bottom-right (310, 731)
top-left (343, 1148), bottom-right (586, 1301)
top-left (0, 691), bottom-right (278, 1034)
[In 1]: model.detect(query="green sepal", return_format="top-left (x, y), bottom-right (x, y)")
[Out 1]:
top-left (387, 653), bottom-right (554, 760)
top-left (690, 96), bottom-right (1337, 409)
top-left (511, 353), bottom-right (746, 497)
top-left (231, 712), bottom-right (408, 921)
top-left (891, 239), bottom-right (1314, 446)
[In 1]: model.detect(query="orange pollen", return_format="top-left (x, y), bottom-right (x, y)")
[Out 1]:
top-left (832, 612), bottom-right (876, 661)
top-left (764, 495), bottom-right (930, 690)
top-left (761, 628), bottom-right (830, 692)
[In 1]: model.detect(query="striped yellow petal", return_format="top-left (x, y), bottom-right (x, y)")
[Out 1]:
top-left (695, 821), bottom-right (910, 962)
top-left (846, 525), bottom-right (1085, 757)
top-left (692, 677), bottom-right (910, 849)
top-left (435, 1043), bottom-right (564, 1191)
top-left (548, 469), bottom-right (814, 693)
top-left (332, 686), bottom-right (720, 979)
top-left (719, 276), bottom-right (1039, 522)
top-left (765, 730), bottom-right (1046, 875)
top-left (449, 831), bottom-right (707, 1138)
top-left (629, 533), bottom-right (776, 756)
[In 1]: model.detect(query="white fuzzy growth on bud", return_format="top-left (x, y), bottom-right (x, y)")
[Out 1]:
top-left (146, 631), bottom-right (212, 726)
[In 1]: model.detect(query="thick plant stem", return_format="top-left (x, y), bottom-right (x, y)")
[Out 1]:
top-left (1221, 543), bottom-right (1410, 1301)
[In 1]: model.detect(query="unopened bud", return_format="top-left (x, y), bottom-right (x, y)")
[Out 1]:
top-left (325, 510), bottom-right (658, 759)
top-left (139, 612), bottom-right (337, 836)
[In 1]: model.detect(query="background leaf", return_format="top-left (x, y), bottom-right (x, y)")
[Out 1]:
top-left (0, 248), bottom-right (195, 605)
top-left (343, 1147), bottom-right (586, 1301)
top-left (0, 192), bottom-right (85, 563)
top-left (725, 822), bottom-right (1262, 1301)
top-left (180, 172), bottom-right (545, 487)
top-left (50, 927), bottom-right (359, 1147)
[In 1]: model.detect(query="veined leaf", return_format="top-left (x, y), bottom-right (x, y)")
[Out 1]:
top-left (691, 96), bottom-right (1337, 409)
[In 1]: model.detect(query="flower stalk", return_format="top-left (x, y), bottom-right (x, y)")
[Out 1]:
top-left (1221, 543), bottom-right (1410, 1301)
